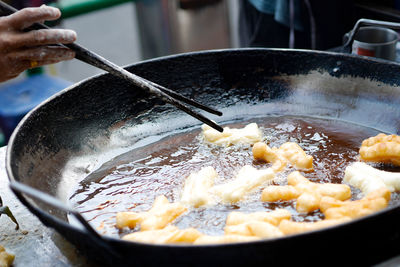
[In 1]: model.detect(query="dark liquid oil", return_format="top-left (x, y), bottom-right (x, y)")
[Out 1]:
top-left (69, 116), bottom-right (399, 238)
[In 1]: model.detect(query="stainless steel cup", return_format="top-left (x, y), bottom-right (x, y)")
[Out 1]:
top-left (352, 26), bottom-right (398, 60)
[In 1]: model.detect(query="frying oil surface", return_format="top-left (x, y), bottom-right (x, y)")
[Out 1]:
top-left (69, 116), bottom-right (394, 237)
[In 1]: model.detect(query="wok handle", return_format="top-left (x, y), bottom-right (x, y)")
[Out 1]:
top-left (342, 18), bottom-right (400, 53)
top-left (9, 181), bottom-right (122, 259)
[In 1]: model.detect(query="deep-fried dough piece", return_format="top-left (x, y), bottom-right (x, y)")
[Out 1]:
top-left (295, 192), bottom-right (321, 213)
top-left (261, 172), bottom-right (351, 213)
top-left (320, 187), bottom-right (391, 213)
top-left (324, 198), bottom-right (388, 220)
top-left (265, 171), bottom-right (351, 213)
top-left (366, 187), bottom-right (391, 202)
top-left (202, 123), bottom-right (263, 147)
top-left (116, 195), bottom-right (187, 231)
top-left (226, 209), bottom-right (291, 226)
top-left (253, 142), bottom-right (287, 172)
top-left (212, 165), bottom-right (275, 203)
top-left (321, 187), bottom-right (390, 220)
top-left (360, 133), bottom-right (400, 166)
top-left (261, 185), bottom-right (300, 202)
top-left (122, 226), bottom-right (203, 244)
top-left (252, 142), bottom-right (313, 172)
top-left (0, 245), bottom-right (14, 267)
top-left (225, 221), bottom-right (284, 238)
top-left (278, 218), bottom-right (349, 235)
top-left (344, 162), bottom-right (400, 194)
top-left (193, 234), bottom-right (260, 245)
top-left (116, 212), bottom-right (143, 229)
top-left (286, 171), bottom-right (309, 186)
top-left (278, 142), bottom-right (314, 171)
top-left (181, 166), bottom-right (217, 207)
top-left (288, 171), bottom-right (351, 201)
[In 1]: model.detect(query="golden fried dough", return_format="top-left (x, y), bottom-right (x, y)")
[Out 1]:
top-left (252, 142), bottom-right (287, 172)
top-left (202, 123), bottom-right (263, 147)
top-left (116, 212), bottom-right (143, 229)
top-left (324, 198), bottom-right (388, 220)
top-left (181, 166), bottom-right (217, 207)
top-left (321, 187), bottom-right (390, 220)
top-left (360, 133), bottom-right (400, 166)
top-left (116, 195), bottom-right (187, 231)
top-left (226, 209), bottom-right (291, 226)
top-left (212, 165), bottom-right (275, 203)
top-left (278, 218), bottom-right (349, 235)
top-left (224, 221), bottom-right (284, 238)
top-left (0, 245), bottom-right (14, 267)
top-left (261, 185), bottom-right (300, 202)
top-left (122, 226), bottom-right (203, 244)
top-left (365, 187), bottom-right (391, 202)
top-left (286, 171), bottom-right (309, 186)
top-left (279, 142), bottom-right (314, 171)
top-left (288, 171), bottom-right (351, 201)
top-left (261, 172), bottom-right (351, 213)
top-left (252, 142), bottom-right (313, 172)
top-left (295, 192), bottom-right (321, 213)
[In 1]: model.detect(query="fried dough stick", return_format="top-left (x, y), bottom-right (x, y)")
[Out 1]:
top-left (261, 172), bottom-right (351, 213)
top-left (253, 142), bottom-right (313, 172)
top-left (252, 142), bottom-right (287, 172)
top-left (225, 221), bottom-right (284, 238)
top-left (320, 187), bottom-right (390, 220)
top-left (122, 226), bottom-right (203, 244)
top-left (279, 218), bottom-right (350, 235)
top-left (116, 195), bottom-right (187, 231)
top-left (261, 185), bottom-right (300, 202)
top-left (224, 209), bottom-right (289, 239)
top-left (360, 133), bottom-right (400, 166)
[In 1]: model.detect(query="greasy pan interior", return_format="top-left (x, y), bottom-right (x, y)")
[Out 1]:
top-left (6, 48), bottom-right (400, 266)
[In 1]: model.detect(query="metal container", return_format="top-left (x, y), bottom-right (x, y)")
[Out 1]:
top-left (135, 0), bottom-right (231, 59)
top-left (352, 26), bottom-right (398, 60)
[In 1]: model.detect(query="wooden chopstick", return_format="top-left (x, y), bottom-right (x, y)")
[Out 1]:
top-left (0, 1), bottom-right (224, 132)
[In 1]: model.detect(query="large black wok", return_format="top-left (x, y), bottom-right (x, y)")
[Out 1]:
top-left (6, 48), bottom-right (400, 266)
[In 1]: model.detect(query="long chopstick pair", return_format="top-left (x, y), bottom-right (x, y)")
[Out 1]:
top-left (0, 1), bottom-right (223, 132)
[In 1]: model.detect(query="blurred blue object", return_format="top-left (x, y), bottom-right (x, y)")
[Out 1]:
top-left (0, 131), bottom-right (4, 147)
top-left (0, 74), bottom-right (72, 143)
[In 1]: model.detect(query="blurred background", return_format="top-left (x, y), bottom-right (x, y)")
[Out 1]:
top-left (7, 0), bottom-right (400, 83)
top-left (1, 0), bottom-right (400, 145)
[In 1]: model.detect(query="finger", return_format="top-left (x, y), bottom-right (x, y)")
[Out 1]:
top-left (5, 5), bottom-right (61, 30)
top-left (9, 46), bottom-right (75, 62)
top-left (0, 56), bottom-right (67, 79)
top-left (10, 29), bottom-right (77, 48)
top-left (31, 57), bottom-right (74, 68)
top-left (7, 55), bottom-right (73, 76)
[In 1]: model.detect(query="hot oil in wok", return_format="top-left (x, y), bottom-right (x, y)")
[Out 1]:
top-left (69, 116), bottom-right (400, 238)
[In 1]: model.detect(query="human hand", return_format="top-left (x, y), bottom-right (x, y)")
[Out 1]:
top-left (0, 5), bottom-right (76, 82)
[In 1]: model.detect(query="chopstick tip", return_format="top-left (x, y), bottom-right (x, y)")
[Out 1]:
top-left (211, 123), bottom-right (224, 132)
